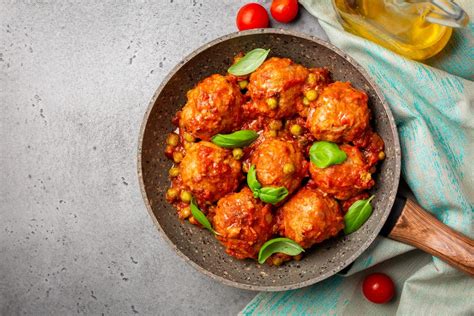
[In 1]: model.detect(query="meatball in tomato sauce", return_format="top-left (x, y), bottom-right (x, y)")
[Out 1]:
top-left (277, 187), bottom-right (343, 249)
top-left (178, 74), bottom-right (244, 140)
top-left (309, 144), bottom-right (374, 200)
top-left (250, 137), bottom-right (307, 196)
top-left (213, 187), bottom-right (274, 259)
top-left (307, 81), bottom-right (370, 143)
top-left (179, 141), bottom-right (242, 203)
top-left (244, 57), bottom-right (309, 119)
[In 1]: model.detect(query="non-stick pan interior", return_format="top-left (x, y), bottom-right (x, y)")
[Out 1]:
top-left (138, 29), bottom-right (400, 291)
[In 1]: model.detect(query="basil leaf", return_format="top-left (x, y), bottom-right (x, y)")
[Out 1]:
top-left (211, 130), bottom-right (259, 148)
top-left (344, 195), bottom-right (375, 234)
top-left (258, 186), bottom-right (289, 205)
top-left (258, 237), bottom-right (304, 264)
top-left (309, 141), bottom-right (347, 168)
top-left (228, 48), bottom-right (270, 76)
top-left (247, 164), bottom-right (262, 195)
top-left (247, 165), bottom-right (288, 204)
top-left (190, 198), bottom-right (220, 235)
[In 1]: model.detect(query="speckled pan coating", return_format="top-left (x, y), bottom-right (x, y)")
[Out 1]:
top-left (137, 29), bottom-right (401, 291)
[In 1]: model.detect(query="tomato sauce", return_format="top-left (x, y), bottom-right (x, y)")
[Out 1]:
top-left (163, 55), bottom-right (385, 264)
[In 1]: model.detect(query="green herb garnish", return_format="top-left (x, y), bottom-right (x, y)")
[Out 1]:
top-left (228, 48), bottom-right (270, 76)
top-left (247, 165), bottom-right (288, 205)
top-left (247, 165), bottom-right (262, 196)
top-left (258, 187), bottom-right (289, 204)
top-left (211, 130), bottom-right (259, 149)
top-left (344, 195), bottom-right (375, 234)
top-left (309, 141), bottom-right (347, 168)
top-left (258, 237), bottom-right (304, 264)
top-left (190, 198), bottom-right (220, 235)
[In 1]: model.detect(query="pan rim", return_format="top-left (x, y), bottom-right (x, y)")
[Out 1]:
top-left (137, 28), bottom-right (401, 292)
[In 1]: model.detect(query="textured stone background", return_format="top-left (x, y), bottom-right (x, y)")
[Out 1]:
top-left (0, 1), bottom-right (326, 314)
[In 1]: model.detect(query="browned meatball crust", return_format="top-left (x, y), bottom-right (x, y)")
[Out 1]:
top-left (179, 74), bottom-right (244, 140)
top-left (244, 57), bottom-right (309, 119)
top-left (306, 81), bottom-right (370, 142)
top-left (179, 141), bottom-right (242, 202)
top-left (250, 137), bottom-right (307, 195)
top-left (213, 187), bottom-right (274, 259)
top-left (309, 144), bottom-right (374, 200)
top-left (277, 187), bottom-right (343, 248)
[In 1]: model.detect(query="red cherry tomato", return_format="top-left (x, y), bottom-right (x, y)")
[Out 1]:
top-left (236, 3), bottom-right (270, 31)
top-left (362, 273), bottom-right (395, 304)
top-left (270, 0), bottom-right (299, 23)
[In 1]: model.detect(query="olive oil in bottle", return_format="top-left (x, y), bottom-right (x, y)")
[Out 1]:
top-left (332, 0), bottom-right (469, 60)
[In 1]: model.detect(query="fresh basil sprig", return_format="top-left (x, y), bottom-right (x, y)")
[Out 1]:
top-left (228, 48), bottom-right (270, 76)
top-left (190, 198), bottom-right (220, 235)
top-left (247, 165), bottom-right (289, 204)
top-left (258, 187), bottom-right (289, 204)
top-left (344, 195), bottom-right (375, 234)
top-left (247, 164), bottom-right (261, 197)
top-left (211, 130), bottom-right (259, 148)
top-left (258, 237), bottom-right (304, 264)
top-left (309, 141), bottom-right (347, 168)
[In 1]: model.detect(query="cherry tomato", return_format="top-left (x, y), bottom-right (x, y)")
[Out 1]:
top-left (270, 0), bottom-right (299, 23)
top-left (362, 273), bottom-right (395, 304)
top-left (236, 3), bottom-right (270, 31)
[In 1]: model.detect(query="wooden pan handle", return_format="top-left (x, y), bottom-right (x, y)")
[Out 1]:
top-left (388, 198), bottom-right (474, 275)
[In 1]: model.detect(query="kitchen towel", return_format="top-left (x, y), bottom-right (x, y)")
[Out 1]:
top-left (241, 1), bottom-right (474, 315)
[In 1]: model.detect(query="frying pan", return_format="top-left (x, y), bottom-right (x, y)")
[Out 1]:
top-left (138, 29), bottom-right (473, 291)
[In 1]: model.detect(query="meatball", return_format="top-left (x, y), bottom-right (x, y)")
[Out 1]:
top-left (250, 137), bottom-right (307, 195)
top-left (277, 187), bottom-right (343, 248)
top-left (306, 81), bottom-right (370, 142)
top-left (244, 57), bottom-right (309, 119)
top-left (179, 141), bottom-right (242, 203)
top-left (179, 74), bottom-right (244, 140)
top-left (309, 144), bottom-right (374, 200)
top-left (213, 187), bottom-right (274, 259)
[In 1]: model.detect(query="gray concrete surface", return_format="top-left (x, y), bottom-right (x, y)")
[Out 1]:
top-left (0, 1), bottom-right (327, 314)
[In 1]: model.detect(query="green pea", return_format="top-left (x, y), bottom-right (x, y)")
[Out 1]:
top-left (266, 97), bottom-right (278, 110)
top-left (290, 124), bottom-right (302, 136)
top-left (283, 163), bottom-right (295, 174)
top-left (167, 133), bottom-right (179, 146)
top-left (180, 190), bottom-right (192, 203)
top-left (166, 188), bottom-right (178, 200)
top-left (232, 148), bottom-right (244, 160)
top-left (305, 90), bottom-right (318, 101)
top-left (169, 167), bottom-right (179, 177)
top-left (238, 80), bottom-right (248, 89)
